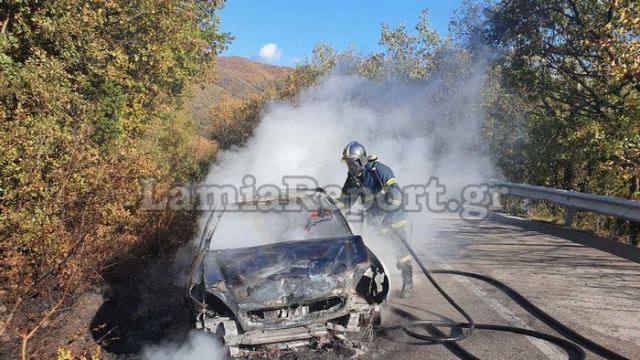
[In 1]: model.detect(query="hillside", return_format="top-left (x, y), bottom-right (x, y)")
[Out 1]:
top-left (190, 56), bottom-right (292, 119)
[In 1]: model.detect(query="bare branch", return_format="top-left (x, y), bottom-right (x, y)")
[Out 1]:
top-left (0, 298), bottom-right (23, 337)
top-left (0, 227), bottom-right (94, 337)
top-left (19, 268), bottom-right (76, 360)
top-left (566, 0), bottom-right (583, 26)
top-left (1, 7), bottom-right (12, 34)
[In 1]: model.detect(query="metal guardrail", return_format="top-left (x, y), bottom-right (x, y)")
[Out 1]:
top-left (489, 180), bottom-right (640, 226)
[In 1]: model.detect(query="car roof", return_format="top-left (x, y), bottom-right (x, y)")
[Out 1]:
top-left (225, 188), bottom-right (337, 209)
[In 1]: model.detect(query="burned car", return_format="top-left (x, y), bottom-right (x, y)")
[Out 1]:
top-left (186, 189), bottom-right (389, 357)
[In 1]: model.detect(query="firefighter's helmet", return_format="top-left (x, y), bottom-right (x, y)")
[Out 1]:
top-left (342, 141), bottom-right (367, 176)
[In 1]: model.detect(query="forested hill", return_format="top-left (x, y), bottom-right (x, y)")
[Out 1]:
top-left (190, 56), bottom-right (291, 119)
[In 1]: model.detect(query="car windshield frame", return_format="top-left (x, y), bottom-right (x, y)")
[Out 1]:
top-left (198, 190), bottom-right (353, 251)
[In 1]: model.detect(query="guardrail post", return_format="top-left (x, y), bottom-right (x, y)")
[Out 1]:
top-left (522, 199), bottom-right (530, 215)
top-left (564, 207), bottom-right (575, 227)
top-left (489, 190), bottom-right (502, 211)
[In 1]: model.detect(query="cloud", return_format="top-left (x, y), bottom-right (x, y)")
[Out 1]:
top-left (258, 43), bottom-right (282, 62)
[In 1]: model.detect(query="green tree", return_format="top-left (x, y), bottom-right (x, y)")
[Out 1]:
top-left (486, 0), bottom-right (639, 198)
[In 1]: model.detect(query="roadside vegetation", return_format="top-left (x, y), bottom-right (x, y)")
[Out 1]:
top-left (484, 0), bottom-right (640, 244)
top-left (0, 0), bottom-right (229, 357)
top-left (0, 0), bottom-right (638, 358)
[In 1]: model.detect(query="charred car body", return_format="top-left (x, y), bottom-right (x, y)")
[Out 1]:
top-left (186, 189), bottom-right (389, 356)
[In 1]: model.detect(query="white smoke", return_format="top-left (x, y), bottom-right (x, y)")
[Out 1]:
top-left (201, 59), bottom-right (494, 258)
top-left (142, 331), bottom-right (224, 360)
top-left (160, 55), bottom-right (495, 360)
top-left (208, 68), bottom-right (491, 190)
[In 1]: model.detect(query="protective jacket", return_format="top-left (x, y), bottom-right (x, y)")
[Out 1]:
top-left (338, 156), bottom-right (408, 232)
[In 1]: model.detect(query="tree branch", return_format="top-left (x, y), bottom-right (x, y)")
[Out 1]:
top-left (566, 0), bottom-right (583, 26)
top-left (19, 269), bottom-right (76, 360)
top-left (0, 227), bottom-right (94, 338)
top-left (1, 7), bottom-right (12, 34)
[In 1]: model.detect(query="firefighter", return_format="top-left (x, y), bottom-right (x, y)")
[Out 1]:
top-left (337, 141), bottom-right (413, 298)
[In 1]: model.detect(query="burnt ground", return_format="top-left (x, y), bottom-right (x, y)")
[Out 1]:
top-left (89, 247), bottom-right (197, 358)
top-left (0, 247), bottom-right (196, 360)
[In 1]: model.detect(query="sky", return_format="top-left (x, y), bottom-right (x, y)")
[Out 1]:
top-left (218, 1), bottom-right (463, 67)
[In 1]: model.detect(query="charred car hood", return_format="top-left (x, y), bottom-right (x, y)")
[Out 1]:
top-left (201, 235), bottom-right (370, 310)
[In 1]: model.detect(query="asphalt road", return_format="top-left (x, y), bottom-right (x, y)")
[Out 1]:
top-left (363, 212), bottom-right (640, 360)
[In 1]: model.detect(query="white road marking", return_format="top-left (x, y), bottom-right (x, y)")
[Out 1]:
top-left (430, 259), bottom-right (566, 360)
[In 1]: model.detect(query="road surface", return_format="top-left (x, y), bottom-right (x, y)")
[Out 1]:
top-left (364, 212), bottom-right (640, 359)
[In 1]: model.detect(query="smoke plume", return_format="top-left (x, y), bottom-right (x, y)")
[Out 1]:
top-left (200, 59), bottom-right (494, 257)
top-left (157, 50), bottom-right (495, 360)
top-left (142, 331), bottom-right (224, 360)
top-left (209, 71), bottom-right (492, 189)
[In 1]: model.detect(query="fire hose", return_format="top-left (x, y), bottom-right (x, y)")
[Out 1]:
top-left (391, 232), bottom-right (629, 360)
top-left (315, 189), bottom-right (626, 359)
